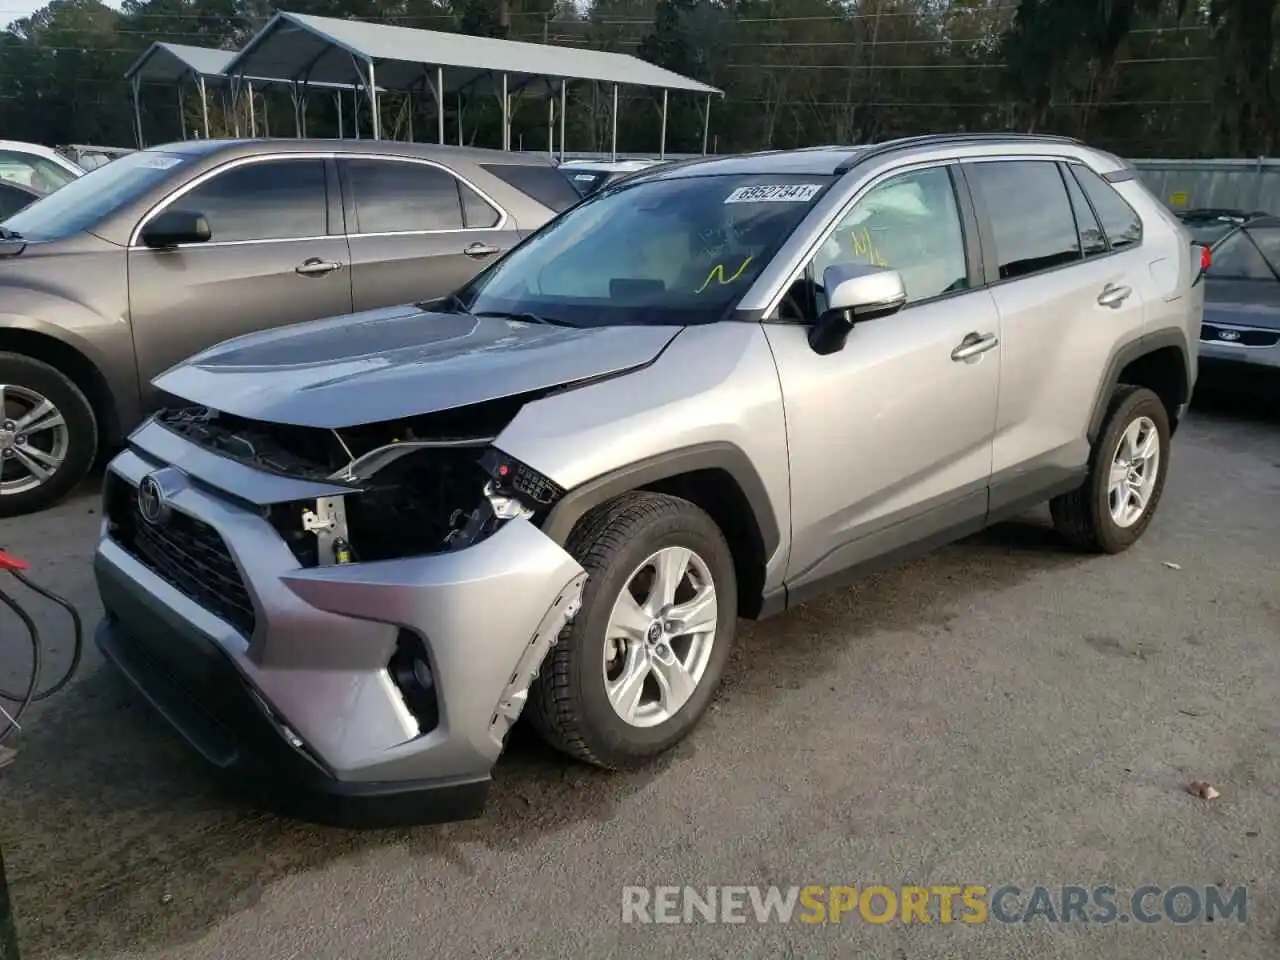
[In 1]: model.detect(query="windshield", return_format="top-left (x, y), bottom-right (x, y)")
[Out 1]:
top-left (0, 152), bottom-right (77, 195)
top-left (457, 173), bottom-right (835, 326)
top-left (1, 150), bottom-right (188, 241)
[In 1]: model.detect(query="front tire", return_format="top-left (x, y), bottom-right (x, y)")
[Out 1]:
top-left (1050, 385), bottom-right (1170, 553)
top-left (0, 352), bottom-right (98, 518)
top-left (528, 491), bottom-right (737, 769)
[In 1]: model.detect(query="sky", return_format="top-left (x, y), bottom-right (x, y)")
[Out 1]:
top-left (3, 0), bottom-right (120, 28)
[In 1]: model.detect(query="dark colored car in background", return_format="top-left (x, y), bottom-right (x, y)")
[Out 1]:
top-left (1191, 212), bottom-right (1280, 384)
top-left (1175, 208), bottom-right (1270, 246)
top-left (0, 138), bottom-right (578, 516)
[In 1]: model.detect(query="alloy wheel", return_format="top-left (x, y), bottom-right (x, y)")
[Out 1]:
top-left (602, 545), bottom-right (719, 728)
top-left (0, 385), bottom-right (69, 497)
top-left (1107, 415), bottom-right (1160, 528)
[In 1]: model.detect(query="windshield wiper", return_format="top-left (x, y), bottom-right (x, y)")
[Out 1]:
top-left (416, 292), bottom-right (473, 315)
top-left (474, 310), bottom-right (576, 328)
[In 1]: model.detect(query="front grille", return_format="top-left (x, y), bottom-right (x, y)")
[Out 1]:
top-left (105, 474), bottom-right (257, 637)
top-left (1201, 324), bottom-right (1280, 348)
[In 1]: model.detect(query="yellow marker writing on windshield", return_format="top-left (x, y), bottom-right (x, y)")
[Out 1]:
top-left (696, 255), bottom-right (754, 294)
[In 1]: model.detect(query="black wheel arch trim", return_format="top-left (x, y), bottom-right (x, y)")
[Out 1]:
top-left (1086, 327), bottom-right (1192, 444)
top-left (540, 441), bottom-right (782, 562)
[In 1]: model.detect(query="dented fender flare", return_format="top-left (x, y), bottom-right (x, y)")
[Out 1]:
top-left (539, 441), bottom-right (781, 561)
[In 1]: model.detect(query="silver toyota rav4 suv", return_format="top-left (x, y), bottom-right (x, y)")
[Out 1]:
top-left (94, 133), bottom-right (1203, 826)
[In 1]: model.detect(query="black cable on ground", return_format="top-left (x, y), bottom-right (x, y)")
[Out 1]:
top-left (0, 587), bottom-right (40, 747)
top-left (0, 570), bottom-right (83, 703)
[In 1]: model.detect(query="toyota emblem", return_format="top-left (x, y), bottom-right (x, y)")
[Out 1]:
top-left (1217, 329), bottom-right (1242, 342)
top-left (136, 474), bottom-right (170, 525)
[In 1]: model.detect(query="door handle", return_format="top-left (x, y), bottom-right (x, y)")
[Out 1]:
top-left (295, 258), bottom-right (343, 277)
top-left (463, 242), bottom-right (501, 258)
top-left (1097, 283), bottom-right (1132, 308)
top-left (951, 331), bottom-right (999, 362)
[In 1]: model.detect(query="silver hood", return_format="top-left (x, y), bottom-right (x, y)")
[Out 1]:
top-left (152, 304), bottom-right (682, 428)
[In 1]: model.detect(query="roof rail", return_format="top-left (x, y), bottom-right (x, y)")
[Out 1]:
top-left (832, 132), bottom-right (1085, 174)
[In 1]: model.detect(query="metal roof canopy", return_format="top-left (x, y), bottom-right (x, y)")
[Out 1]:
top-left (224, 12), bottom-right (724, 159)
top-left (124, 42), bottom-right (378, 146)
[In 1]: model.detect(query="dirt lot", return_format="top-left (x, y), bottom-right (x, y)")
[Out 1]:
top-left (1, 386), bottom-right (1277, 960)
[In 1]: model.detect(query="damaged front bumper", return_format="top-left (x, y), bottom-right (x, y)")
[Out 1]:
top-left (94, 419), bottom-right (586, 828)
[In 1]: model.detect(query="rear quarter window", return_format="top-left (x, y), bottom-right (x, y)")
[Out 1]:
top-left (479, 163), bottom-right (583, 212)
top-left (1070, 164), bottom-right (1143, 250)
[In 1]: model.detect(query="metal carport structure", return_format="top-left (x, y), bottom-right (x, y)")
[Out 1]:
top-left (124, 42), bottom-right (376, 147)
top-left (222, 11), bottom-right (723, 159)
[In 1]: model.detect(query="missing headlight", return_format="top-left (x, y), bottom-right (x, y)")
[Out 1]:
top-left (268, 447), bottom-right (564, 565)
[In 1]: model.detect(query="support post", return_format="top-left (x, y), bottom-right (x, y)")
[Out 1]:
top-left (131, 76), bottom-right (143, 148)
top-left (659, 88), bottom-right (668, 159)
top-left (547, 83), bottom-right (554, 155)
top-left (291, 82), bottom-right (302, 137)
top-left (437, 66), bottom-right (445, 144)
top-left (336, 90), bottom-right (344, 138)
top-left (701, 94), bottom-right (711, 155)
top-left (247, 81), bottom-right (255, 137)
top-left (559, 79), bottom-right (567, 162)
top-left (501, 73), bottom-right (509, 151)
top-left (457, 93), bottom-right (463, 145)
top-left (177, 81), bottom-right (186, 140)
top-left (368, 59), bottom-right (380, 140)
top-left (198, 74), bottom-right (210, 139)
top-left (610, 82), bottom-right (618, 161)
top-left (229, 84), bottom-right (241, 138)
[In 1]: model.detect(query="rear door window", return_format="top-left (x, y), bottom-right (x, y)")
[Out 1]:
top-left (178, 159), bottom-right (328, 242)
top-left (967, 160), bottom-right (1081, 280)
top-left (1070, 165), bottom-right (1142, 250)
top-left (343, 159), bottom-right (465, 234)
top-left (480, 163), bottom-right (583, 211)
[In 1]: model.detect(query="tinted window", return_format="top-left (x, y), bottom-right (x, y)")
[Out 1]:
top-left (814, 166), bottom-right (968, 306)
top-left (458, 174), bottom-right (834, 327)
top-left (480, 163), bottom-right (582, 211)
top-left (1062, 166), bottom-right (1107, 257)
top-left (968, 161), bottom-right (1080, 280)
top-left (181, 159), bottom-right (327, 242)
top-left (460, 181), bottom-right (501, 228)
top-left (345, 159), bottom-right (463, 233)
top-left (1212, 230), bottom-right (1276, 279)
top-left (0, 182), bottom-right (36, 219)
top-left (1071, 165), bottom-right (1142, 250)
top-left (3, 150), bottom-right (188, 240)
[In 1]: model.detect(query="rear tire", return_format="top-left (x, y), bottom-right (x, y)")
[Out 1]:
top-left (1050, 385), bottom-right (1170, 554)
top-left (0, 352), bottom-right (98, 518)
top-left (528, 491), bottom-right (737, 770)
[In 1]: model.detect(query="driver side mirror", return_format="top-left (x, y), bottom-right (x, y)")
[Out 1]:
top-left (140, 209), bottom-right (211, 249)
top-left (808, 263), bottom-right (907, 356)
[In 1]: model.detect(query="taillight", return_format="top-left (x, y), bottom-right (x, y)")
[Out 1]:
top-left (1200, 244), bottom-right (1212, 271)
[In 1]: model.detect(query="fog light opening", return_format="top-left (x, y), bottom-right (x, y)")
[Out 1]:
top-left (388, 631), bottom-right (440, 734)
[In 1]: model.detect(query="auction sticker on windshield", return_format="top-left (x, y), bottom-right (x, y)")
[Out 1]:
top-left (724, 184), bottom-right (822, 204)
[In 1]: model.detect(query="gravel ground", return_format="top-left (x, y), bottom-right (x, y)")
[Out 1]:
top-left (0, 385), bottom-right (1277, 960)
